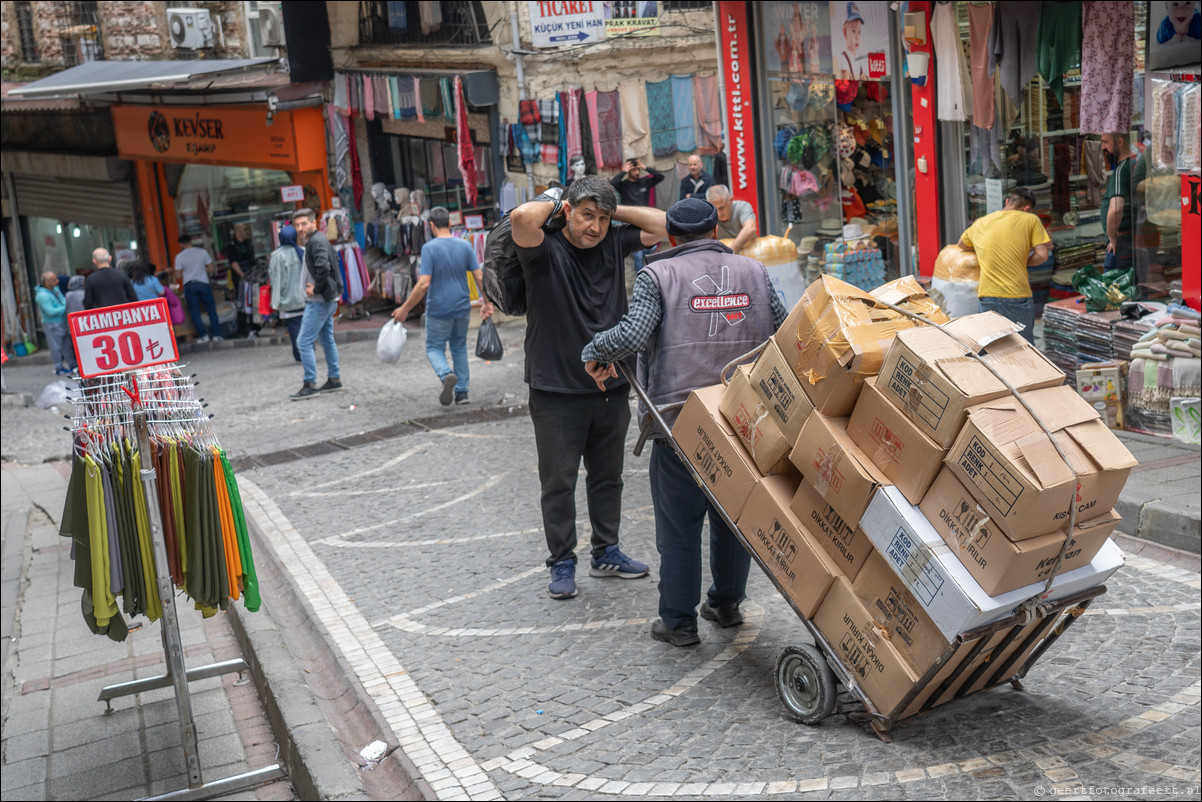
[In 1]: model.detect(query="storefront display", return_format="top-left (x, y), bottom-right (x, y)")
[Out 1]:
top-left (740, 1), bottom-right (908, 294)
top-left (110, 103), bottom-right (330, 340)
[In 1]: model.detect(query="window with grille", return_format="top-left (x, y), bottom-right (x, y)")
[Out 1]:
top-left (15, 2), bottom-right (39, 63)
top-left (359, 1), bottom-right (492, 47)
top-left (54, 0), bottom-right (105, 65)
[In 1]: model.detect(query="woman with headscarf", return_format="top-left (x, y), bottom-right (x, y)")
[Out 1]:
top-left (269, 224), bottom-right (308, 362)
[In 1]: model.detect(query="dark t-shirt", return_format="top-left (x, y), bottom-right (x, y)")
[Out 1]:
top-left (83, 268), bottom-right (138, 310)
top-left (225, 238), bottom-right (255, 278)
top-left (610, 169), bottom-right (664, 207)
top-left (516, 223), bottom-right (644, 393)
top-left (1102, 155), bottom-right (1134, 237)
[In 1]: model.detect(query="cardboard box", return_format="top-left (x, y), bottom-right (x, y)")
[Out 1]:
top-left (860, 486), bottom-right (1125, 641)
top-left (847, 377), bottom-right (947, 504)
top-left (869, 275), bottom-right (952, 324)
top-left (789, 411), bottom-right (892, 526)
top-left (773, 276), bottom-right (948, 417)
top-left (672, 385), bottom-right (762, 522)
top-left (738, 475), bottom-right (842, 618)
top-left (919, 468), bottom-right (1120, 595)
top-left (719, 366), bottom-right (796, 476)
top-left (814, 577), bottom-right (921, 716)
top-left (877, 312), bottom-right (1066, 448)
top-left (790, 480), bottom-right (874, 581)
top-left (946, 385), bottom-right (1138, 541)
top-left (852, 549), bottom-right (950, 675)
top-left (748, 338), bottom-right (815, 442)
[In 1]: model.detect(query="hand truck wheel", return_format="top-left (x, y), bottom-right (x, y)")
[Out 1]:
top-left (775, 644), bottom-right (837, 724)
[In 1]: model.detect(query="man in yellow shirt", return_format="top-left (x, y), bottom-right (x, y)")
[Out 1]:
top-left (957, 188), bottom-right (1050, 343)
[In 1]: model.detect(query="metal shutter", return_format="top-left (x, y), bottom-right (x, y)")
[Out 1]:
top-left (11, 174), bottom-right (137, 229)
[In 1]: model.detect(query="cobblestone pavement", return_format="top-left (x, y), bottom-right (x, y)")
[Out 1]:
top-left (244, 415), bottom-right (1201, 801)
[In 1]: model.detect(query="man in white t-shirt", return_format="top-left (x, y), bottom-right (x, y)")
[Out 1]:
top-left (174, 234), bottom-right (223, 343)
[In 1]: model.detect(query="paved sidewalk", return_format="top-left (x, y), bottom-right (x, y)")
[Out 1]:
top-left (0, 461), bottom-right (296, 801)
top-left (1113, 430), bottom-right (1201, 554)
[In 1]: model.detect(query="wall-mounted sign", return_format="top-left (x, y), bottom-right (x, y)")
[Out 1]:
top-left (112, 105), bottom-right (326, 171)
top-left (280, 185), bottom-right (305, 202)
top-left (464, 214), bottom-right (485, 229)
top-left (605, 1), bottom-right (661, 37)
top-left (528, 1), bottom-right (606, 48)
top-left (717, 1), bottom-right (760, 223)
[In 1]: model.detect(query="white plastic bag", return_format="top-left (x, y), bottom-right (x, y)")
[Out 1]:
top-left (376, 320), bottom-right (408, 364)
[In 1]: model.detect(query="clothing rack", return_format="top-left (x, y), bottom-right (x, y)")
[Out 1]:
top-left (70, 366), bottom-right (283, 800)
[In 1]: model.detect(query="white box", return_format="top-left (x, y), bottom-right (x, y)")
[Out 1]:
top-left (859, 486), bottom-right (1125, 641)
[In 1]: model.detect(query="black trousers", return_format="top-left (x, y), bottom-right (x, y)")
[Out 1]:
top-left (529, 385), bottom-right (631, 566)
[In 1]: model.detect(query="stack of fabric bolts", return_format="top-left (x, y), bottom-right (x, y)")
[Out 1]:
top-left (1126, 304), bottom-right (1202, 436)
top-left (823, 238), bottom-right (886, 292)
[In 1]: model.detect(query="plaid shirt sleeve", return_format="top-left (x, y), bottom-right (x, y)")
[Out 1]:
top-left (581, 271), bottom-right (663, 364)
top-left (767, 273), bottom-right (788, 329)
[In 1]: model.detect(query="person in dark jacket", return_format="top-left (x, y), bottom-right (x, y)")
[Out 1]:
top-left (289, 208), bottom-right (343, 399)
top-left (611, 158), bottom-right (665, 273)
top-left (82, 248), bottom-right (137, 310)
top-left (582, 198), bottom-right (787, 646)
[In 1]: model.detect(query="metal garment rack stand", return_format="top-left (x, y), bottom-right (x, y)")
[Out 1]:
top-left (93, 394), bottom-right (284, 801)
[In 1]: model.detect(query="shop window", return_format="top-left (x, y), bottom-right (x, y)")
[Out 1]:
top-left (373, 129), bottom-right (495, 225)
top-left (23, 217), bottom-right (135, 279)
top-left (951, 1), bottom-right (1171, 316)
top-left (358, 0), bottom-right (491, 47)
top-left (172, 165), bottom-right (296, 285)
top-left (16, 2), bottom-right (39, 63)
top-left (756, 1), bottom-right (904, 292)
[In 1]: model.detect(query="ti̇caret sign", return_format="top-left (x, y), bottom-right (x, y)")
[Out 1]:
top-left (111, 105), bottom-right (325, 171)
top-left (528, 1), bottom-right (605, 47)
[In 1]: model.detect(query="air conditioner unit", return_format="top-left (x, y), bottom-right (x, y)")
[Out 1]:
top-left (259, 2), bottom-right (286, 47)
top-left (167, 7), bottom-right (213, 50)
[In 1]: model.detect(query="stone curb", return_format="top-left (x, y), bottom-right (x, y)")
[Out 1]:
top-left (7, 327), bottom-right (381, 367)
top-left (227, 574), bottom-right (371, 801)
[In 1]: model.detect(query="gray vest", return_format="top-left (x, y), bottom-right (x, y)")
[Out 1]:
top-left (638, 240), bottom-right (778, 433)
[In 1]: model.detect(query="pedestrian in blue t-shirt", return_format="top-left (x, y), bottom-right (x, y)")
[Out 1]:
top-left (392, 206), bottom-right (494, 405)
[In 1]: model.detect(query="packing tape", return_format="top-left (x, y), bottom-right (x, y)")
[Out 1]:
top-left (809, 443), bottom-right (842, 497)
top-left (871, 426), bottom-right (902, 467)
top-left (790, 288), bottom-right (923, 386)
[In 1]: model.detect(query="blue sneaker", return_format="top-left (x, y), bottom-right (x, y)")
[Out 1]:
top-left (548, 560), bottom-right (578, 599)
top-left (589, 545), bottom-right (649, 579)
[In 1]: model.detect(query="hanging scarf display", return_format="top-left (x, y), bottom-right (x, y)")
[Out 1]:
top-left (646, 77), bottom-right (676, 158)
top-left (619, 83), bottom-right (650, 161)
top-left (564, 88), bottom-right (583, 161)
top-left (455, 76), bottom-right (479, 207)
top-left (670, 74), bottom-right (697, 153)
top-left (693, 74), bottom-right (723, 153)
top-left (586, 89), bottom-right (623, 168)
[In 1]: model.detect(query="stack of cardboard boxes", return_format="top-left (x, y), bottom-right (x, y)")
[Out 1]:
top-left (671, 275), bottom-right (1136, 717)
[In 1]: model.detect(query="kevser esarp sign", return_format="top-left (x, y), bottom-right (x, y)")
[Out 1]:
top-left (112, 105), bottom-right (315, 170)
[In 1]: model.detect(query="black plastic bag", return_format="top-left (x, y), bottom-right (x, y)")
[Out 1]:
top-left (475, 318), bottom-right (503, 361)
top-left (481, 187), bottom-right (566, 316)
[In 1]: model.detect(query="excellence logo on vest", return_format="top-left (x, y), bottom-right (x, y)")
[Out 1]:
top-left (690, 293), bottom-right (751, 312)
top-left (690, 292), bottom-right (750, 326)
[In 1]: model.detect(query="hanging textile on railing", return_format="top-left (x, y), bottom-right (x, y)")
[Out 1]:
top-left (60, 367), bottom-right (260, 641)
